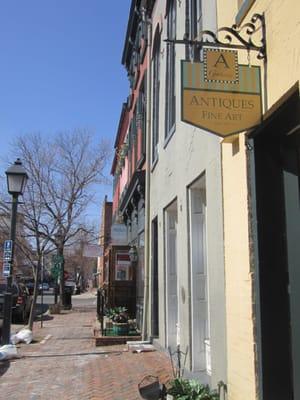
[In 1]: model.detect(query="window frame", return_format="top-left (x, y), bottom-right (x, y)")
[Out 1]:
top-left (165, 0), bottom-right (177, 141)
top-left (188, 0), bottom-right (203, 61)
top-left (152, 32), bottom-right (161, 166)
top-left (236, 0), bottom-right (256, 26)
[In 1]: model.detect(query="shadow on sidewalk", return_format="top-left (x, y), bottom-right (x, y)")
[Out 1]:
top-left (34, 314), bottom-right (54, 322)
top-left (0, 360), bottom-right (10, 377)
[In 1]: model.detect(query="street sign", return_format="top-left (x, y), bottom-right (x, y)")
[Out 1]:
top-left (52, 254), bottom-right (64, 265)
top-left (2, 262), bottom-right (11, 277)
top-left (51, 265), bottom-right (61, 280)
top-left (4, 240), bottom-right (12, 252)
top-left (3, 251), bottom-right (12, 261)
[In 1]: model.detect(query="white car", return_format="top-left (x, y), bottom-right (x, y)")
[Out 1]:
top-left (38, 283), bottom-right (50, 292)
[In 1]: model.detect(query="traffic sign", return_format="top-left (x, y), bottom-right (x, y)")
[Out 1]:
top-left (4, 240), bottom-right (12, 252)
top-left (52, 254), bottom-right (64, 265)
top-left (3, 251), bottom-right (12, 261)
top-left (51, 265), bottom-right (61, 280)
top-left (3, 262), bottom-right (11, 277)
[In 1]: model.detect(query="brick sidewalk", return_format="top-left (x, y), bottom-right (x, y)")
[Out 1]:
top-left (0, 307), bottom-right (173, 400)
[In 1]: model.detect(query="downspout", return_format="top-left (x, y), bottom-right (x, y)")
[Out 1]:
top-left (142, 10), bottom-right (152, 341)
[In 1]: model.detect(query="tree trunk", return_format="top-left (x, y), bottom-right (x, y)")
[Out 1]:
top-left (58, 246), bottom-right (65, 308)
top-left (28, 262), bottom-right (40, 330)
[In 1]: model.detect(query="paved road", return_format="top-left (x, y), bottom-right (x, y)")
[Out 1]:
top-left (38, 292), bottom-right (97, 308)
top-left (0, 291), bottom-right (173, 400)
top-left (2, 291), bottom-right (97, 336)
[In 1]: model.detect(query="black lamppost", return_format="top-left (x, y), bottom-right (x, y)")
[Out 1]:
top-left (1, 159), bottom-right (28, 344)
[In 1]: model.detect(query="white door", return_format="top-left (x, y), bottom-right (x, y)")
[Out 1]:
top-left (190, 187), bottom-right (209, 371)
top-left (166, 205), bottom-right (178, 350)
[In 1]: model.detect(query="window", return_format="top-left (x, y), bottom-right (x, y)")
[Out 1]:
top-left (236, 0), bottom-right (256, 25)
top-left (189, 0), bottom-right (202, 60)
top-left (132, 108), bottom-right (138, 170)
top-left (137, 77), bottom-right (147, 159)
top-left (113, 174), bottom-right (118, 195)
top-left (190, 0), bottom-right (202, 40)
top-left (152, 31), bottom-right (161, 164)
top-left (128, 124), bottom-right (132, 181)
top-left (115, 252), bottom-right (132, 281)
top-left (165, 0), bottom-right (176, 138)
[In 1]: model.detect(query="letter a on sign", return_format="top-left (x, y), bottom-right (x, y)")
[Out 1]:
top-left (204, 49), bottom-right (238, 83)
top-left (214, 54), bottom-right (230, 69)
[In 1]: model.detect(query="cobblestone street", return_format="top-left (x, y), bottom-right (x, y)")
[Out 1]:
top-left (0, 294), bottom-right (172, 400)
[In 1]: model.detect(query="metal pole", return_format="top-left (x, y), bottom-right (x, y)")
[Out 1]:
top-left (99, 289), bottom-right (104, 334)
top-left (40, 252), bottom-right (44, 328)
top-left (2, 194), bottom-right (19, 344)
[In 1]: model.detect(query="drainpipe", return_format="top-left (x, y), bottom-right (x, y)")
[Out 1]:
top-left (142, 9), bottom-right (152, 341)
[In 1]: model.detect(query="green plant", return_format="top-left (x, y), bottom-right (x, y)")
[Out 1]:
top-left (167, 378), bottom-right (219, 400)
top-left (105, 307), bottom-right (128, 323)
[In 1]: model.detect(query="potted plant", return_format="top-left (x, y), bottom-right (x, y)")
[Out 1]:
top-left (166, 378), bottom-right (219, 400)
top-left (109, 307), bottom-right (129, 335)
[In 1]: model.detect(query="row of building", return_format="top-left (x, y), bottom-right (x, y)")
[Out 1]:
top-left (97, 1), bottom-right (300, 399)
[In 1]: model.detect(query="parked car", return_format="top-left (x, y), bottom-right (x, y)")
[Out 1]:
top-left (0, 282), bottom-right (32, 323)
top-left (38, 282), bottom-right (50, 293)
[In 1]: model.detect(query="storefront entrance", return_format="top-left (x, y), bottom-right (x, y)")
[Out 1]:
top-left (252, 88), bottom-right (300, 400)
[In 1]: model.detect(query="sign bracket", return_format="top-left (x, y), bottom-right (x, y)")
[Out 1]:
top-left (165, 13), bottom-right (266, 61)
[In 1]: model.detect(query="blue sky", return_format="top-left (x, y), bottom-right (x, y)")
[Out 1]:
top-left (0, 0), bottom-right (131, 222)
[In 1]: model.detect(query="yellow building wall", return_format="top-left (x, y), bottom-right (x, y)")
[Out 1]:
top-left (222, 135), bottom-right (257, 400)
top-left (218, 1), bottom-right (300, 399)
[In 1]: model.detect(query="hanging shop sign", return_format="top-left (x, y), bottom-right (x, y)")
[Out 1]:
top-left (181, 48), bottom-right (262, 137)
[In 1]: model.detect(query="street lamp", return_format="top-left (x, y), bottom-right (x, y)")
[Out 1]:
top-left (6, 159), bottom-right (28, 196)
top-left (129, 245), bottom-right (138, 263)
top-left (2, 159), bottom-right (28, 344)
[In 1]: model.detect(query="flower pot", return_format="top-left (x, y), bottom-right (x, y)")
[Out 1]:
top-left (112, 322), bottom-right (129, 335)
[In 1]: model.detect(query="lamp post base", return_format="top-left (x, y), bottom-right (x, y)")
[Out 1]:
top-left (1, 292), bottom-right (12, 345)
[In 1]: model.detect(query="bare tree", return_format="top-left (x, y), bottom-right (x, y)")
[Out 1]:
top-left (0, 192), bottom-right (50, 330)
top-left (12, 130), bottom-right (110, 314)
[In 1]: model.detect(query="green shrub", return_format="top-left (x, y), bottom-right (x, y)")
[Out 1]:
top-left (167, 378), bottom-right (219, 400)
top-left (105, 307), bottom-right (128, 322)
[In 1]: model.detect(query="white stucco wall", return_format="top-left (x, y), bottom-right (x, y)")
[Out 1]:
top-left (148, 0), bottom-right (226, 388)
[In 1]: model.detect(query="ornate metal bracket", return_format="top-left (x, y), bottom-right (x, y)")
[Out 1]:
top-left (165, 13), bottom-right (266, 60)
